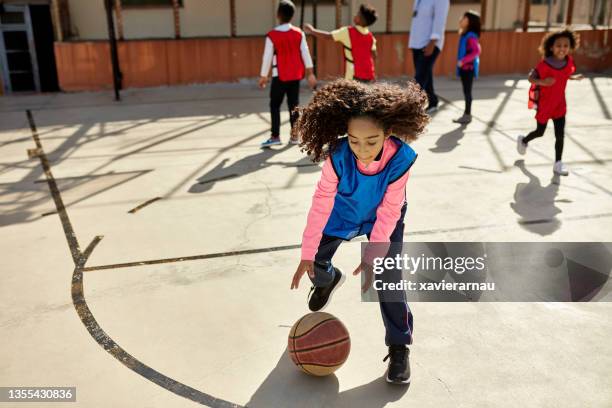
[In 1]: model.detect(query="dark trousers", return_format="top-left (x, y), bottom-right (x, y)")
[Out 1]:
top-left (523, 116), bottom-right (566, 162)
top-left (309, 203), bottom-right (414, 346)
top-left (459, 68), bottom-right (474, 115)
top-left (270, 77), bottom-right (300, 138)
top-left (412, 47), bottom-right (441, 108)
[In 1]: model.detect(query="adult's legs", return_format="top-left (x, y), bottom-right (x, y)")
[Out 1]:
top-left (459, 69), bottom-right (474, 115)
top-left (523, 120), bottom-right (548, 144)
top-left (412, 47), bottom-right (440, 108)
top-left (269, 77), bottom-right (286, 138)
top-left (285, 80), bottom-right (301, 130)
top-left (553, 116), bottom-right (566, 162)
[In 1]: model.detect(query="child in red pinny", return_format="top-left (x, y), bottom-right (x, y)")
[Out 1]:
top-left (517, 28), bottom-right (583, 176)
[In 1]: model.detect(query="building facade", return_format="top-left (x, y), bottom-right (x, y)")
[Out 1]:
top-left (0, 0), bottom-right (610, 93)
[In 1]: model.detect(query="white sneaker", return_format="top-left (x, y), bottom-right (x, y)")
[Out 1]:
top-left (517, 135), bottom-right (527, 155)
top-left (553, 160), bottom-right (569, 176)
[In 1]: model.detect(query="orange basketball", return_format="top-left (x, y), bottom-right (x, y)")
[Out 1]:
top-left (288, 312), bottom-right (351, 376)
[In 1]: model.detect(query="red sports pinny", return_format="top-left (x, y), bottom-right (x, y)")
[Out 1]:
top-left (267, 27), bottom-right (305, 82)
top-left (347, 26), bottom-right (375, 81)
top-left (529, 56), bottom-right (576, 124)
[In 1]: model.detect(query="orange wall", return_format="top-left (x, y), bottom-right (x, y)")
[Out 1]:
top-left (55, 30), bottom-right (612, 92)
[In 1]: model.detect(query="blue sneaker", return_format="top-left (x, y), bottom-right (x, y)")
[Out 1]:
top-left (261, 137), bottom-right (281, 148)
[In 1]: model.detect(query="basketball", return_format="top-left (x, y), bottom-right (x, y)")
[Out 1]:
top-left (288, 312), bottom-right (351, 376)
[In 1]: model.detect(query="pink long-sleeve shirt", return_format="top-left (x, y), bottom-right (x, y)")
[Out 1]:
top-left (301, 138), bottom-right (411, 261)
top-left (460, 37), bottom-right (481, 70)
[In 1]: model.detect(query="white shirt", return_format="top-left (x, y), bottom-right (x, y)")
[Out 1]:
top-left (408, 0), bottom-right (450, 50)
top-left (260, 23), bottom-right (314, 77)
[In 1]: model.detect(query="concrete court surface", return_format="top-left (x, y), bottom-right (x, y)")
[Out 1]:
top-left (1, 75), bottom-right (611, 408)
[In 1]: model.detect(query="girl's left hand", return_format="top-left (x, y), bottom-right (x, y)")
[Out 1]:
top-left (571, 73), bottom-right (584, 80)
top-left (353, 262), bottom-right (374, 293)
top-left (457, 60), bottom-right (463, 68)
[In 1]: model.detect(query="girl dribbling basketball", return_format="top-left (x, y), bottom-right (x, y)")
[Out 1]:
top-left (289, 79), bottom-right (429, 384)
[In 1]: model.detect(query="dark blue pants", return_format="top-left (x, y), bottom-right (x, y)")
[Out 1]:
top-left (412, 47), bottom-right (441, 108)
top-left (309, 203), bottom-right (414, 346)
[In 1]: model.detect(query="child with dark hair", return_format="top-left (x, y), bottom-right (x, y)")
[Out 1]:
top-left (290, 79), bottom-right (429, 384)
top-left (517, 28), bottom-right (583, 175)
top-left (304, 4), bottom-right (378, 82)
top-left (259, 0), bottom-right (317, 148)
top-left (453, 10), bottom-right (481, 124)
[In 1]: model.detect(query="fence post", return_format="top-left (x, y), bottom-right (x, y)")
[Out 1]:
top-left (104, 0), bottom-right (122, 100)
top-left (51, 0), bottom-right (63, 41)
top-left (386, 0), bottom-right (392, 33)
top-left (229, 0), bottom-right (236, 37)
top-left (114, 0), bottom-right (124, 40)
top-left (480, 0), bottom-right (487, 29)
top-left (523, 0), bottom-right (531, 32)
top-left (172, 0), bottom-right (180, 39)
top-left (566, 0), bottom-right (574, 25)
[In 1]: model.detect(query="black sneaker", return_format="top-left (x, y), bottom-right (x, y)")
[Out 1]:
top-left (307, 268), bottom-right (345, 312)
top-left (383, 345), bottom-right (411, 385)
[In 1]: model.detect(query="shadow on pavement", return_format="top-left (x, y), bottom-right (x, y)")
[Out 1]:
top-left (246, 349), bottom-right (408, 408)
top-left (510, 159), bottom-right (563, 236)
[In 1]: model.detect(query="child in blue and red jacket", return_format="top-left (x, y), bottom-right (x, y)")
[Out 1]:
top-left (517, 28), bottom-right (583, 176)
top-left (259, 0), bottom-right (317, 148)
top-left (453, 10), bottom-right (481, 124)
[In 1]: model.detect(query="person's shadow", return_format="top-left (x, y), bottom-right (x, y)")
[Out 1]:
top-left (246, 349), bottom-right (408, 408)
top-left (189, 145), bottom-right (297, 193)
top-left (510, 159), bottom-right (564, 236)
top-left (429, 124), bottom-right (467, 153)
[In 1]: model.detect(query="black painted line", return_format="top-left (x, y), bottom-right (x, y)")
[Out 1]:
top-left (128, 197), bottom-right (162, 214)
top-left (29, 111), bottom-right (245, 407)
top-left (518, 218), bottom-right (555, 225)
top-left (72, 237), bottom-right (243, 408)
top-left (82, 211), bottom-right (612, 272)
top-left (82, 244), bottom-right (302, 272)
top-left (198, 174), bottom-right (239, 185)
top-left (26, 110), bottom-right (82, 266)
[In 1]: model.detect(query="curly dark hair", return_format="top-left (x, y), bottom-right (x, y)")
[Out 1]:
top-left (538, 27), bottom-right (580, 57)
top-left (292, 79), bottom-right (429, 162)
top-left (359, 4), bottom-right (378, 26)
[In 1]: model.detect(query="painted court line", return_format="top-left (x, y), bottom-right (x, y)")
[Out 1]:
top-left (27, 110), bottom-right (244, 408)
top-left (128, 197), bottom-right (162, 214)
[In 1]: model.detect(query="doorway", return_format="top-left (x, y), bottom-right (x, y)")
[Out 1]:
top-left (0, 3), bottom-right (58, 93)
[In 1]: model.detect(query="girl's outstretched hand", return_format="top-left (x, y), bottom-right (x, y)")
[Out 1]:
top-left (291, 260), bottom-right (314, 289)
top-left (353, 262), bottom-right (374, 294)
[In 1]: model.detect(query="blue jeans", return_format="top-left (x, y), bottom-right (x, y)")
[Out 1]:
top-left (412, 46), bottom-right (440, 108)
top-left (309, 203), bottom-right (414, 346)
